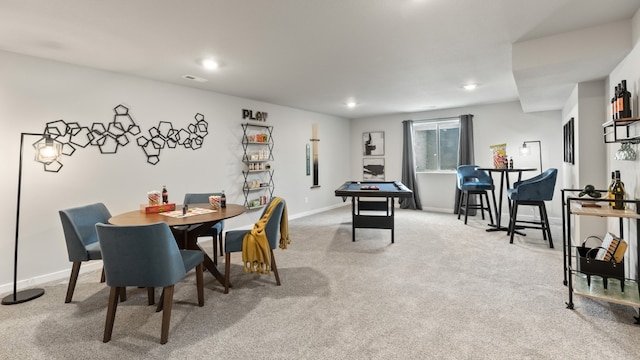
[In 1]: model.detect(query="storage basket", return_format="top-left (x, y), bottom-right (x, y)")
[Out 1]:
top-left (576, 238), bottom-right (625, 291)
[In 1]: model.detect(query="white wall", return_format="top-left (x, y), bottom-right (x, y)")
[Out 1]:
top-left (350, 101), bottom-right (563, 221)
top-left (602, 9), bottom-right (640, 278)
top-left (561, 81), bottom-right (608, 245)
top-left (0, 50), bottom-right (351, 293)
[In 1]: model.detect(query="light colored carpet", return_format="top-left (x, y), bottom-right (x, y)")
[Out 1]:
top-left (1, 206), bottom-right (640, 359)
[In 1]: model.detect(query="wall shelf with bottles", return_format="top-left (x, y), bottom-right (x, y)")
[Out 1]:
top-left (241, 123), bottom-right (274, 209)
top-left (602, 117), bottom-right (640, 144)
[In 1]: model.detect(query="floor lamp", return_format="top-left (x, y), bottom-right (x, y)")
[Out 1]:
top-left (520, 140), bottom-right (543, 174)
top-left (2, 133), bottom-right (62, 305)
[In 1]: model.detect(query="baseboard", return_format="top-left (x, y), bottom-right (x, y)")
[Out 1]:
top-left (0, 261), bottom-right (104, 296)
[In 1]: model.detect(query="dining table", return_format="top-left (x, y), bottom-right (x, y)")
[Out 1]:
top-left (478, 167), bottom-right (537, 233)
top-left (109, 203), bottom-right (246, 287)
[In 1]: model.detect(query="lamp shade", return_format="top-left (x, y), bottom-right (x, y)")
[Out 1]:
top-left (33, 135), bottom-right (62, 164)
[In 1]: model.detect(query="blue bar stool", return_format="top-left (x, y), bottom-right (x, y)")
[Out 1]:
top-left (507, 168), bottom-right (558, 248)
top-left (456, 165), bottom-right (496, 225)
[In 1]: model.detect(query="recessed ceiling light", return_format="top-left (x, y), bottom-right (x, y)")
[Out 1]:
top-left (463, 84), bottom-right (477, 90)
top-left (202, 59), bottom-right (219, 70)
top-left (346, 100), bottom-right (357, 108)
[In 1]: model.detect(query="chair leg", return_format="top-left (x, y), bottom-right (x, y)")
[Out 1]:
top-left (218, 233), bottom-right (224, 257)
top-left (537, 204), bottom-right (547, 240)
top-left (509, 202), bottom-right (519, 244)
top-left (270, 249), bottom-right (281, 286)
top-left (212, 237), bottom-right (218, 267)
top-left (147, 287), bottom-right (155, 305)
top-left (464, 191), bottom-right (470, 224)
top-left (103, 286), bottom-right (121, 343)
top-left (65, 261), bottom-right (81, 303)
top-left (224, 253), bottom-right (231, 294)
top-left (457, 191), bottom-right (464, 220)
top-left (540, 203), bottom-right (553, 248)
top-left (156, 288), bottom-right (165, 312)
top-left (160, 285), bottom-right (174, 345)
top-left (479, 193), bottom-right (486, 220)
top-left (100, 267), bottom-right (105, 283)
top-left (196, 263), bottom-right (204, 306)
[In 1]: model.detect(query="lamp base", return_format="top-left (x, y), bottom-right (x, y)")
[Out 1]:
top-left (1, 288), bottom-right (45, 305)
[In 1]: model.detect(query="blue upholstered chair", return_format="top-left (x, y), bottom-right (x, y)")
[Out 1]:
top-left (59, 203), bottom-right (112, 303)
top-left (507, 168), bottom-right (558, 248)
top-left (223, 198), bottom-right (285, 294)
top-left (456, 165), bottom-right (496, 225)
top-left (183, 193), bottom-right (225, 264)
top-left (96, 222), bottom-right (204, 344)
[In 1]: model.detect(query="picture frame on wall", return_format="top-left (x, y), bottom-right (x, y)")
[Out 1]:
top-left (563, 118), bottom-right (574, 164)
top-left (363, 158), bottom-right (385, 181)
top-left (363, 131), bottom-right (384, 156)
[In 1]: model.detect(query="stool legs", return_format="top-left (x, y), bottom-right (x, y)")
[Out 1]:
top-left (509, 202), bottom-right (519, 244)
top-left (458, 190), bottom-right (493, 225)
top-left (508, 200), bottom-right (553, 248)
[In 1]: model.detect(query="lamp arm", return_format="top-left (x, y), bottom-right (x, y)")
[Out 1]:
top-left (523, 140), bottom-right (543, 174)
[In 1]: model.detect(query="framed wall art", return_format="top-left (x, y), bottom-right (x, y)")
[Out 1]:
top-left (363, 158), bottom-right (385, 181)
top-left (363, 131), bottom-right (384, 156)
top-left (563, 118), bottom-right (574, 164)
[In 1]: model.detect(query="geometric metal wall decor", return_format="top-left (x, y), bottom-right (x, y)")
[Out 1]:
top-left (39, 104), bottom-right (208, 171)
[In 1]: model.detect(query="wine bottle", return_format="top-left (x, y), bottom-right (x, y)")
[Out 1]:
top-left (617, 83), bottom-right (624, 119)
top-left (612, 170), bottom-right (626, 210)
top-left (621, 80), bottom-right (631, 118)
top-left (162, 185), bottom-right (168, 204)
top-left (220, 190), bottom-right (226, 208)
top-left (612, 85), bottom-right (619, 120)
top-left (608, 171), bottom-right (616, 207)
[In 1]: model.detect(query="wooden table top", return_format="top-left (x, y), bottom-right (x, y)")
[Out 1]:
top-left (109, 203), bottom-right (246, 227)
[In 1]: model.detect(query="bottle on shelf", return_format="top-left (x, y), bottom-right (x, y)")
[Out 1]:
top-left (611, 170), bottom-right (626, 210)
top-left (608, 171), bottom-right (616, 207)
top-left (612, 85), bottom-right (618, 120)
top-left (508, 157), bottom-right (513, 169)
top-left (162, 185), bottom-right (168, 204)
top-left (220, 190), bottom-right (226, 208)
top-left (621, 80), bottom-right (632, 118)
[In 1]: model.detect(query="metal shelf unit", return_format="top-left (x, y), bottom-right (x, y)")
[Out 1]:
top-left (241, 123), bottom-right (274, 209)
top-left (602, 117), bottom-right (640, 144)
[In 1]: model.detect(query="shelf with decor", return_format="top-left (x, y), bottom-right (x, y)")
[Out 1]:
top-left (241, 123), bottom-right (274, 209)
top-left (561, 188), bottom-right (640, 322)
top-left (602, 117), bottom-right (640, 144)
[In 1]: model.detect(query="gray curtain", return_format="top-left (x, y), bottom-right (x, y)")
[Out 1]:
top-left (453, 114), bottom-right (475, 214)
top-left (399, 120), bottom-right (422, 210)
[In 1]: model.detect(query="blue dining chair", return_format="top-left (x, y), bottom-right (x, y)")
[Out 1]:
top-left (59, 202), bottom-right (112, 303)
top-left (456, 165), bottom-right (496, 225)
top-left (223, 198), bottom-right (285, 294)
top-left (183, 193), bottom-right (225, 264)
top-left (507, 168), bottom-right (558, 248)
top-left (96, 222), bottom-right (204, 344)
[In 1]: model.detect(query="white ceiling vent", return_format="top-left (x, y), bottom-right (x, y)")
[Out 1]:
top-left (181, 74), bottom-right (208, 82)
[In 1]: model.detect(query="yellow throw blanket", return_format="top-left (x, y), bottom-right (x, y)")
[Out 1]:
top-left (242, 197), bottom-right (291, 274)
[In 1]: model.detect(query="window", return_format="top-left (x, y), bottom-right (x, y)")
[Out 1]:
top-left (413, 119), bottom-right (459, 172)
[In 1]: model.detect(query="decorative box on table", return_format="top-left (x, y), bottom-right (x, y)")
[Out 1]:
top-left (140, 203), bottom-right (176, 214)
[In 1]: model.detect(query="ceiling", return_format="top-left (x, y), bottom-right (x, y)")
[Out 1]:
top-left (1, 0), bottom-right (639, 119)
